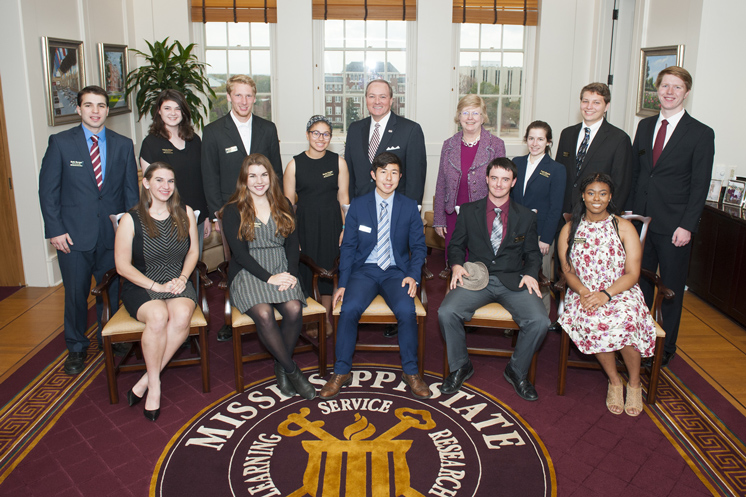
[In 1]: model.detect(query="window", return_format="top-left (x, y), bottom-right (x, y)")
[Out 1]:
top-left (204, 22), bottom-right (272, 122)
top-left (323, 20), bottom-right (407, 133)
top-left (459, 24), bottom-right (524, 137)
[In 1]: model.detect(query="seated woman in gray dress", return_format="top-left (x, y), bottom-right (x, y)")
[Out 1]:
top-left (115, 162), bottom-right (199, 422)
top-left (220, 153), bottom-right (316, 400)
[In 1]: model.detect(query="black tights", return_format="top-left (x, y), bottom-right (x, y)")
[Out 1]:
top-left (247, 300), bottom-right (303, 372)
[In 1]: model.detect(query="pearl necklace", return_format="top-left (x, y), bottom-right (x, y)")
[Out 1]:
top-left (462, 136), bottom-right (480, 147)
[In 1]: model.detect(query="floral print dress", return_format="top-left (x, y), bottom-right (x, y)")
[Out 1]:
top-left (558, 215), bottom-right (656, 357)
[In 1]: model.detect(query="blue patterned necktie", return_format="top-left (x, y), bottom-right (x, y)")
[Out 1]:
top-left (491, 208), bottom-right (503, 254)
top-left (377, 201), bottom-right (391, 270)
top-left (575, 127), bottom-right (591, 176)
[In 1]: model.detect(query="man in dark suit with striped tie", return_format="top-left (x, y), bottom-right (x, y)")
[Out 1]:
top-left (319, 153), bottom-right (429, 400)
top-left (39, 86), bottom-right (139, 375)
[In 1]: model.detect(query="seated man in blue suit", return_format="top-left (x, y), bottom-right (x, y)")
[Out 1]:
top-left (439, 158), bottom-right (549, 401)
top-left (320, 152), bottom-right (430, 400)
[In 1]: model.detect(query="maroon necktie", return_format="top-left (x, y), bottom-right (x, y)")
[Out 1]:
top-left (90, 135), bottom-right (103, 190)
top-left (652, 119), bottom-right (668, 167)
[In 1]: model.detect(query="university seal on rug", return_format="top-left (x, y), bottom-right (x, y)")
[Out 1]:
top-left (153, 365), bottom-right (555, 496)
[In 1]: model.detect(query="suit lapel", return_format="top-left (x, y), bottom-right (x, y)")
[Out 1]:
top-left (390, 193), bottom-right (402, 248)
top-left (524, 154), bottom-right (549, 192)
top-left (377, 112), bottom-right (396, 156)
top-left (496, 201), bottom-right (518, 256)
top-left (249, 115), bottom-right (262, 154)
top-left (656, 112), bottom-right (690, 166)
top-left (577, 120), bottom-right (608, 177)
top-left (74, 126), bottom-right (99, 188)
top-left (474, 198), bottom-right (491, 247)
top-left (566, 123), bottom-right (581, 170)
top-left (101, 129), bottom-right (113, 191)
top-left (224, 114), bottom-right (247, 156)
top-left (361, 117), bottom-right (372, 163)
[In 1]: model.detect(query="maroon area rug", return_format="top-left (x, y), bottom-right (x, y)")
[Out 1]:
top-left (0, 286), bottom-right (22, 303)
top-left (0, 256), bottom-right (743, 496)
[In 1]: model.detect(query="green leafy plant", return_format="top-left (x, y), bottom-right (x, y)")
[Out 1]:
top-left (125, 38), bottom-right (216, 130)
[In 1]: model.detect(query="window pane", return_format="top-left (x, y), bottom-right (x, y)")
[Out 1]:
top-left (388, 21), bottom-right (406, 48)
top-left (254, 96), bottom-right (271, 121)
top-left (459, 52), bottom-right (478, 94)
top-left (460, 24), bottom-right (479, 49)
top-left (206, 50), bottom-right (227, 82)
top-left (209, 95), bottom-right (229, 122)
top-left (228, 50), bottom-right (251, 75)
top-left (388, 52), bottom-right (406, 78)
top-left (205, 23), bottom-right (227, 46)
top-left (325, 51), bottom-right (344, 74)
top-left (500, 97), bottom-right (521, 136)
top-left (367, 21), bottom-right (386, 48)
top-left (251, 50), bottom-right (271, 75)
top-left (366, 51), bottom-right (385, 76)
top-left (346, 21), bottom-right (365, 48)
top-left (345, 52), bottom-right (365, 90)
top-left (345, 96), bottom-right (362, 131)
top-left (480, 53), bottom-right (501, 95)
top-left (482, 97), bottom-right (499, 133)
top-left (228, 23), bottom-right (250, 46)
top-left (480, 24), bottom-right (502, 49)
top-left (503, 25), bottom-right (524, 49)
top-left (325, 20), bottom-right (344, 48)
top-left (251, 22), bottom-right (270, 46)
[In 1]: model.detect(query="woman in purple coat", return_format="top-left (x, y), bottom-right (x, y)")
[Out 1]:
top-left (433, 95), bottom-right (506, 272)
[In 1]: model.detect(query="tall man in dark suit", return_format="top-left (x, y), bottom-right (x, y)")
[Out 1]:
top-left (631, 66), bottom-right (715, 367)
top-left (39, 86), bottom-right (139, 375)
top-left (556, 83), bottom-right (634, 212)
top-left (202, 74), bottom-right (282, 341)
top-left (345, 79), bottom-right (427, 204)
top-left (319, 152), bottom-right (430, 400)
top-left (439, 158), bottom-right (549, 401)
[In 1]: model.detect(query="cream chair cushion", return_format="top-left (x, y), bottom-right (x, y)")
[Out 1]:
top-left (231, 298), bottom-right (327, 327)
top-left (102, 305), bottom-right (207, 336)
top-left (332, 295), bottom-right (426, 317)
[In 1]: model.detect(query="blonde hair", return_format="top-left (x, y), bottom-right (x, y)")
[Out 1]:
top-left (454, 94), bottom-right (490, 125)
top-left (226, 75), bottom-right (257, 96)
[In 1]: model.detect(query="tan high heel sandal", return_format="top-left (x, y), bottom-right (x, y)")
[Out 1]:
top-left (606, 382), bottom-right (624, 415)
top-left (625, 383), bottom-right (643, 416)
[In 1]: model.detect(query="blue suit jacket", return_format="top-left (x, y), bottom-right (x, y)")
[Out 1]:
top-left (512, 154), bottom-right (567, 243)
top-left (338, 191), bottom-right (426, 288)
top-left (39, 125), bottom-right (139, 252)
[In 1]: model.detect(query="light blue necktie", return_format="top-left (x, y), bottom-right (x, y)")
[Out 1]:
top-left (377, 201), bottom-right (391, 270)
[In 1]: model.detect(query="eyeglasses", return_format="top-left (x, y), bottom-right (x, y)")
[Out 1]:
top-left (461, 111), bottom-right (482, 118)
top-left (310, 130), bottom-right (332, 139)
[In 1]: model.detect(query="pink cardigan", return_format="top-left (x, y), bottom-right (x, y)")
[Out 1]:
top-left (432, 127), bottom-right (506, 227)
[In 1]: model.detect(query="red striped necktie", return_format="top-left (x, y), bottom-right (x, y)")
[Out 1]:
top-left (90, 135), bottom-right (103, 190)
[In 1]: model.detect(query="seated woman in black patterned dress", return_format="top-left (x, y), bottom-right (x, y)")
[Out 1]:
top-left (221, 153), bottom-right (316, 400)
top-left (115, 162), bottom-right (199, 421)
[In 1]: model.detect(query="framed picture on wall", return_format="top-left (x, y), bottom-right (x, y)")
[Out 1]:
top-left (98, 43), bottom-right (131, 116)
top-left (706, 179), bottom-right (722, 203)
top-left (636, 45), bottom-right (685, 117)
top-left (723, 179), bottom-right (746, 207)
top-left (41, 37), bottom-right (85, 126)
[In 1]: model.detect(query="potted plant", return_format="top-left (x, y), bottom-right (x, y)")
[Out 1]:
top-left (125, 38), bottom-right (216, 129)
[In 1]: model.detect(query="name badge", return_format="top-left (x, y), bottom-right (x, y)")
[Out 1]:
top-left (540, 170), bottom-right (550, 178)
top-left (162, 148), bottom-right (174, 155)
top-left (322, 170), bottom-right (334, 179)
top-left (254, 222), bottom-right (262, 228)
top-left (514, 235), bottom-right (525, 243)
top-left (225, 146), bottom-right (239, 154)
top-left (359, 225), bottom-right (372, 233)
top-left (69, 160), bottom-right (84, 167)
top-left (562, 151), bottom-right (570, 157)
top-left (574, 237), bottom-right (586, 243)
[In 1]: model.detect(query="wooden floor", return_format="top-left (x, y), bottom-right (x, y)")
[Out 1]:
top-left (1, 286), bottom-right (745, 415)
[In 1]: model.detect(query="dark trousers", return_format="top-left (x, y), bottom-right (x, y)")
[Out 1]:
top-left (438, 275), bottom-right (549, 379)
top-left (334, 264), bottom-right (419, 375)
top-left (57, 245), bottom-right (117, 352)
top-left (639, 231), bottom-right (692, 354)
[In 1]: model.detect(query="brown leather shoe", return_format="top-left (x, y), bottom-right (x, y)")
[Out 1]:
top-left (319, 373), bottom-right (352, 400)
top-left (402, 373), bottom-right (432, 399)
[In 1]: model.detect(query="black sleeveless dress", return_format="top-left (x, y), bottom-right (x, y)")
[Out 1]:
top-left (294, 151), bottom-right (343, 296)
top-left (121, 209), bottom-right (197, 317)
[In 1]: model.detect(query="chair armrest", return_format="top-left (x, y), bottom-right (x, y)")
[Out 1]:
top-left (537, 269), bottom-right (551, 290)
top-left (299, 253), bottom-right (334, 302)
top-left (217, 261), bottom-right (229, 291)
top-left (90, 268), bottom-right (119, 327)
top-left (640, 268), bottom-right (675, 324)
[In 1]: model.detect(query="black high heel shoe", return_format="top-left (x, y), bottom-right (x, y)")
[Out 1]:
top-left (127, 388), bottom-right (146, 407)
top-left (143, 407), bottom-right (160, 422)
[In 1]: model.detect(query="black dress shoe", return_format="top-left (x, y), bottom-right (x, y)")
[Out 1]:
top-left (63, 351), bottom-right (86, 375)
top-left (383, 324), bottom-right (398, 338)
top-left (98, 343), bottom-right (133, 357)
top-left (127, 388), bottom-right (146, 407)
top-left (274, 361), bottom-right (297, 397)
top-left (548, 322), bottom-right (562, 333)
top-left (143, 407), bottom-right (160, 422)
top-left (503, 363), bottom-right (538, 401)
top-left (643, 351), bottom-right (675, 369)
top-left (217, 324), bottom-right (233, 342)
top-left (439, 361), bottom-right (474, 395)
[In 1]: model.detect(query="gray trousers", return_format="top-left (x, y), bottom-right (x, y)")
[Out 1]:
top-left (438, 275), bottom-right (550, 379)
